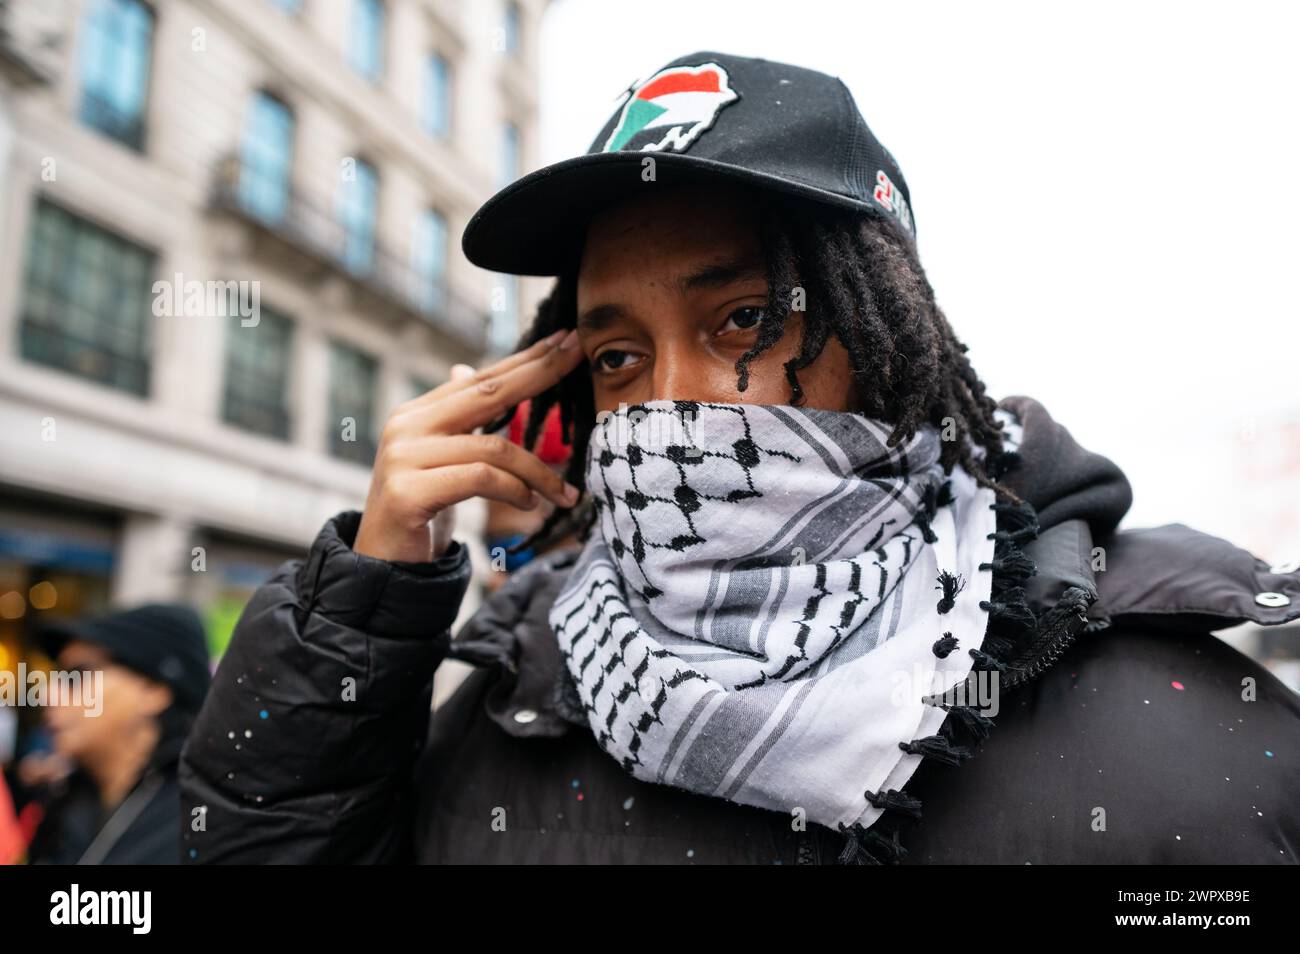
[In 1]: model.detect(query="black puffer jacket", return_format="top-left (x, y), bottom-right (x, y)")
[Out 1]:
top-left (179, 399), bottom-right (1300, 864)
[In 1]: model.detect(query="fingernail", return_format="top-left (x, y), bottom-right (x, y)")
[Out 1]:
top-left (562, 482), bottom-right (580, 503)
top-left (558, 329), bottom-right (579, 350)
top-left (545, 329), bottom-right (567, 346)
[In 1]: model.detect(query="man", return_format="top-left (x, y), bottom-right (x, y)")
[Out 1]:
top-left (180, 52), bottom-right (1299, 864)
top-left (23, 604), bottom-right (210, 864)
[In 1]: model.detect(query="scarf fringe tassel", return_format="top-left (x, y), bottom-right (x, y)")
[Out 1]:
top-left (836, 822), bottom-right (908, 865)
top-left (837, 451), bottom-right (1044, 866)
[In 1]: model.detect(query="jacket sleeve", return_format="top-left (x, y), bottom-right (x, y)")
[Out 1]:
top-left (179, 511), bottom-right (472, 863)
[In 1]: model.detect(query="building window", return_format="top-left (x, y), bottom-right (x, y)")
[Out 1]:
top-left (76, 0), bottom-right (154, 150)
top-left (19, 200), bottom-right (154, 395)
top-left (337, 158), bottom-right (378, 274)
top-left (412, 208), bottom-right (448, 314)
top-left (499, 121), bottom-right (520, 187)
top-left (349, 0), bottom-right (385, 83)
top-left (421, 53), bottom-right (452, 138)
top-left (222, 307), bottom-right (293, 440)
top-left (239, 92), bottom-right (294, 224)
top-left (328, 342), bottom-right (379, 464)
top-left (503, 1), bottom-right (522, 56)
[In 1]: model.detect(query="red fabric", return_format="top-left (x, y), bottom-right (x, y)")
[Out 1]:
top-left (508, 401), bottom-right (571, 465)
top-left (0, 773), bottom-right (27, 865)
top-left (637, 68), bottom-right (722, 100)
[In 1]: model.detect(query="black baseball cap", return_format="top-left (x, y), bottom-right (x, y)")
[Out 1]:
top-left (39, 603), bottom-right (212, 714)
top-left (462, 50), bottom-right (916, 277)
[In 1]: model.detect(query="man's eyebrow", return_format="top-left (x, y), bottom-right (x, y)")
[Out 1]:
top-left (576, 302), bottom-right (627, 333)
top-left (576, 255), bottom-right (767, 331)
top-left (677, 254), bottom-right (767, 294)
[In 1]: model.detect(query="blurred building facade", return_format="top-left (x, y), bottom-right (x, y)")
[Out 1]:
top-left (0, 0), bottom-right (547, 659)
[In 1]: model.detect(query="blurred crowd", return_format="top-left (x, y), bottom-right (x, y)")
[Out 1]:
top-left (0, 401), bottom-right (567, 864)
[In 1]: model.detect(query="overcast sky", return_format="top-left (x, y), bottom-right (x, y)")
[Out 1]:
top-left (535, 0), bottom-right (1300, 556)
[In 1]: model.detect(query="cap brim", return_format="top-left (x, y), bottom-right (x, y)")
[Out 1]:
top-left (462, 151), bottom-right (878, 277)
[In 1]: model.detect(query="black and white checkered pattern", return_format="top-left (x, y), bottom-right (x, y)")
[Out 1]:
top-left (550, 401), bottom-right (999, 830)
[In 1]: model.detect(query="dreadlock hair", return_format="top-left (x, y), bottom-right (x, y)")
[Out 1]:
top-left (496, 190), bottom-right (1009, 551)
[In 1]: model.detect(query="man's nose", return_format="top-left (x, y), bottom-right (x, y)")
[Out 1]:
top-left (649, 344), bottom-right (718, 403)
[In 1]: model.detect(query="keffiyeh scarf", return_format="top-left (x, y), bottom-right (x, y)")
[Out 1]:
top-left (549, 400), bottom-right (998, 831)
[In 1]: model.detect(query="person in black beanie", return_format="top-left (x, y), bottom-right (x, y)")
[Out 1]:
top-left (20, 604), bottom-right (211, 864)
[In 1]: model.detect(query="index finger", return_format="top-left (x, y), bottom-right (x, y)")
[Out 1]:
top-left (419, 328), bottom-right (570, 405)
top-left (426, 330), bottom-right (585, 434)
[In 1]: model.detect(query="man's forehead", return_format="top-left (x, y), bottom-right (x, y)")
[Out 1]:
top-left (58, 640), bottom-right (112, 668)
top-left (579, 197), bottom-right (765, 297)
top-left (583, 182), bottom-right (759, 247)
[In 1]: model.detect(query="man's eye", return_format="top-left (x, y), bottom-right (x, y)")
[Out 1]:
top-left (721, 306), bottom-right (766, 333)
top-left (595, 349), bottom-right (637, 372)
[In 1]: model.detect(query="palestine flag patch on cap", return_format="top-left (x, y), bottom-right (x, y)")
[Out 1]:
top-left (602, 62), bottom-right (739, 154)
